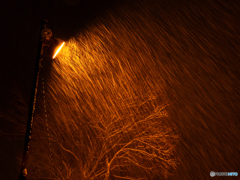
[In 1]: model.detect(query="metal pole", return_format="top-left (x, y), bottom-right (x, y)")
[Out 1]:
top-left (19, 20), bottom-right (48, 180)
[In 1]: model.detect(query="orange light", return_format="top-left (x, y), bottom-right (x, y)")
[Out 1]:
top-left (53, 42), bottom-right (65, 59)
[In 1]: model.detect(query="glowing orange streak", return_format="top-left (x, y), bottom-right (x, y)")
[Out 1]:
top-left (53, 42), bottom-right (65, 59)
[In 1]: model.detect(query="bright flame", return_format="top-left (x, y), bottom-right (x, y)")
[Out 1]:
top-left (52, 42), bottom-right (65, 59)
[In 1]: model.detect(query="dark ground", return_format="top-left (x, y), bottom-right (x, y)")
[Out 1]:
top-left (0, 0), bottom-right (240, 179)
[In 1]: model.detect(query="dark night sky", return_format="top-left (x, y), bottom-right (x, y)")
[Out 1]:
top-left (0, 0), bottom-right (240, 179)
